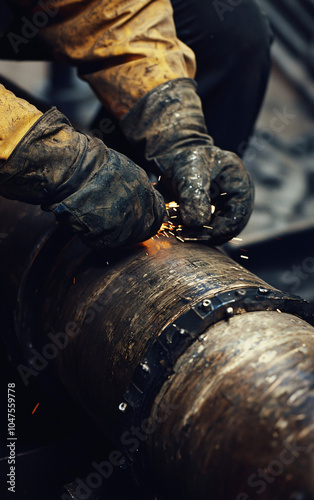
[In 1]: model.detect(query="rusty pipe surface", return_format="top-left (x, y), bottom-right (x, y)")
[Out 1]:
top-left (0, 198), bottom-right (314, 499)
top-left (148, 311), bottom-right (314, 500)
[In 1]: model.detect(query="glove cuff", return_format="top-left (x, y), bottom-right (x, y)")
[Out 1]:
top-left (120, 78), bottom-right (213, 175)
top-left (0, 106), bottom-right (166, 249)
top-left (0, 107), bottom-right (88, 205)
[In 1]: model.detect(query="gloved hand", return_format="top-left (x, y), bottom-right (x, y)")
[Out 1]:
top-left (120, 78), bottom-right (254, 245)
top-left (0, 108), bottom-right (165, 248)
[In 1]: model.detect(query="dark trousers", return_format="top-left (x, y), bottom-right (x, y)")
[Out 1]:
top-left (171, 0), bottom-right (273, 154)
top-left (91, 0), bottom-right (272, 160)
top-left (1, 0), bottom-right (272, 158)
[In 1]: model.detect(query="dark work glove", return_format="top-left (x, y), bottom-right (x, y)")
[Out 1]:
top-left (120, 78), bottom-right (254, 244)
top-left (0, 108), bottom-right (165, 248)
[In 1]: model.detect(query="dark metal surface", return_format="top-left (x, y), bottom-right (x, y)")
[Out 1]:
top-left (1, 198), bottom-right (314, 500)
top-left (148, 310), bottom-right (314, 500)
top-left (0, 197), bottom-right (54, 363)
top-left (121, 286), bottom-right (313, 468)
top-left (18, 223), bottom-right (276, 439)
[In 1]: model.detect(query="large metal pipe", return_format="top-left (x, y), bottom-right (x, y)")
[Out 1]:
top-left (1, 197), bottom-right (314, 499)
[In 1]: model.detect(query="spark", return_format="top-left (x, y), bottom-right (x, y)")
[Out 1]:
top-left (211, 205), bottom-right (215, 214)
top-left (32, 403), bottom-right (39, 414)
top-left (73, 277), bottom-right (76, 285)
top-left (232, 237), bottom-right (243, 241)
top-left (167, 201), bottom-right (180, 209)
top-left (220, 192), bottom-right (227, 196)
top-left (240, 255), bottom-right (249, 260)
top-left (159, 213), bottom-right (180, 237)
top-left (159, 222), bottom-right (177, 233)
top-left (158, 175), bottom-right (161, 181)
top-left (203, 225), bottom-right (213, 229)
top-left (176, 236), bottom-right (185, 242)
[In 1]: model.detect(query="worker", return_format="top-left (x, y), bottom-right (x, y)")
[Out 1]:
top-left (0, 0), bottom-right (272, 249)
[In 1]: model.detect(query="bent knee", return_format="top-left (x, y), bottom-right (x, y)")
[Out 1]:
top-left (211, 0), bottom-right (272, 55)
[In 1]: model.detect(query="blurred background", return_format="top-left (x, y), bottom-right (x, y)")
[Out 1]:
top-left (228, 0), bottom-right (314, 306)
top-left (1, 1), bottom-right (314, 498)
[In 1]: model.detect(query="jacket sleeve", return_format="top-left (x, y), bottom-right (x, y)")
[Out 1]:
top-left (0, 84), bottom-right (42, 161)
top-left (33, 0), bottom-right (196, 119)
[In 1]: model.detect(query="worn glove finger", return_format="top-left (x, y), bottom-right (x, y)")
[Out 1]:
top-left (207, 148), bottom-right (254, 244)
top-left (50, 151), bottom-right (166, 249)
top-left (171, 149), bottom-right (212, 227)
top-left (159, 148), bottom-right (213, 227)
top-left (120, 79), bottom-right (254, 244)
top-left (169, 147), bottom-right (253, 242)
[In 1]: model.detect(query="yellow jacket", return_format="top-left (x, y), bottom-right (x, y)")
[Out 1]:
top-left (0, 0), bottom-right (196, 161)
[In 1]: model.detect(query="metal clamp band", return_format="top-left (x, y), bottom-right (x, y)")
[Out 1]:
top-left (119, 287), bottom-right (313, 468)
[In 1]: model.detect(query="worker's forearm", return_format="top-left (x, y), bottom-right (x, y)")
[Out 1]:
top-left (0, 84), bottom-right (42, 161)
top-left (34, 0), bottom-right (196, 118)
top-left (0, 95), bottom-right (166, 248)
